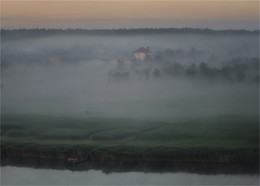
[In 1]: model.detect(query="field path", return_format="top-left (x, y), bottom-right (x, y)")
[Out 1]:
top-left (108, 122), bottom-right (168, 146)
top-left (86, 127), bottom-right (118, 140)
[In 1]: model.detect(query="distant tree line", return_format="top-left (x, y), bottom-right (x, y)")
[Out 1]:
top-left (2, 28), bottom-right (259, 40)
top-left (162, 58), bottom-right (259, 82)
top-left (108, 57), bottom-right (259, 83)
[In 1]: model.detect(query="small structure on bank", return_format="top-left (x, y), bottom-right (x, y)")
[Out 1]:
top-left (133, 47), bottom-right (151, 61)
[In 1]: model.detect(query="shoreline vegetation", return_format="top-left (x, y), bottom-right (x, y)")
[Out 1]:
top-left (1, 114), bottom-right (259, 164)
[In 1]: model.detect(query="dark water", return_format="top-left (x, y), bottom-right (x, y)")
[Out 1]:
top-left (1, 158), bottom-right (259, 185)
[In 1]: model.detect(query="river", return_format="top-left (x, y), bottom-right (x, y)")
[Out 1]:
top-left (1, 161), bottom-right (259, 185)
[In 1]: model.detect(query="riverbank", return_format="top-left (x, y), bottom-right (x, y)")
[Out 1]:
top-left (2, 143), bottom-right (259, 164)
top-left (1, 114), bottom-right (259, 164)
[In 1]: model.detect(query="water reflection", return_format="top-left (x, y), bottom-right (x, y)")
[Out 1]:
top-left (1, 166), bottom-right (259, 185)
top-left (1, 156), bottom-right (259, 175)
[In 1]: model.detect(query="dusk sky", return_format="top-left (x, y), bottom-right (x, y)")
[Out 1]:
top-left (1, 1), bottom-right (259, 30)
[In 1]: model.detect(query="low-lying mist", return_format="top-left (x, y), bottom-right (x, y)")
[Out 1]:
top-left (2, 62), bottom-right (258, 122)
top-left (1, 30), bottom-right (259, 122)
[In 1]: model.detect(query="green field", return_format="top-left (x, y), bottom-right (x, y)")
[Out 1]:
top-left (1, 114), bottom-right (259, 163)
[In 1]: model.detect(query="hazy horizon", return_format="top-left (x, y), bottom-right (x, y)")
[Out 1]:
top-left (1, 1), bottom-right (259, 30)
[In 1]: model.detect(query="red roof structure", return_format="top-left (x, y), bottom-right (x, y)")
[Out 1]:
top-left (133, 47), bottom-right (151, 54)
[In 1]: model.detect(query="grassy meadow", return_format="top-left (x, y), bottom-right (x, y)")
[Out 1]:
top-left (1, 114), bottom-right (259, 163)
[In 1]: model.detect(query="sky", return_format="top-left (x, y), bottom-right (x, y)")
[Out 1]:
top-left (1, 0), bottom-right (259, 30)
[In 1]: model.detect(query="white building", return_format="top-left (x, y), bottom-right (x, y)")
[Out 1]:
top-left (133, 47), bottom-right (151, 60)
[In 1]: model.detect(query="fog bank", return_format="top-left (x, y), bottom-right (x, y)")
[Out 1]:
top-left (1, 31), bottom-right (259, 122)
